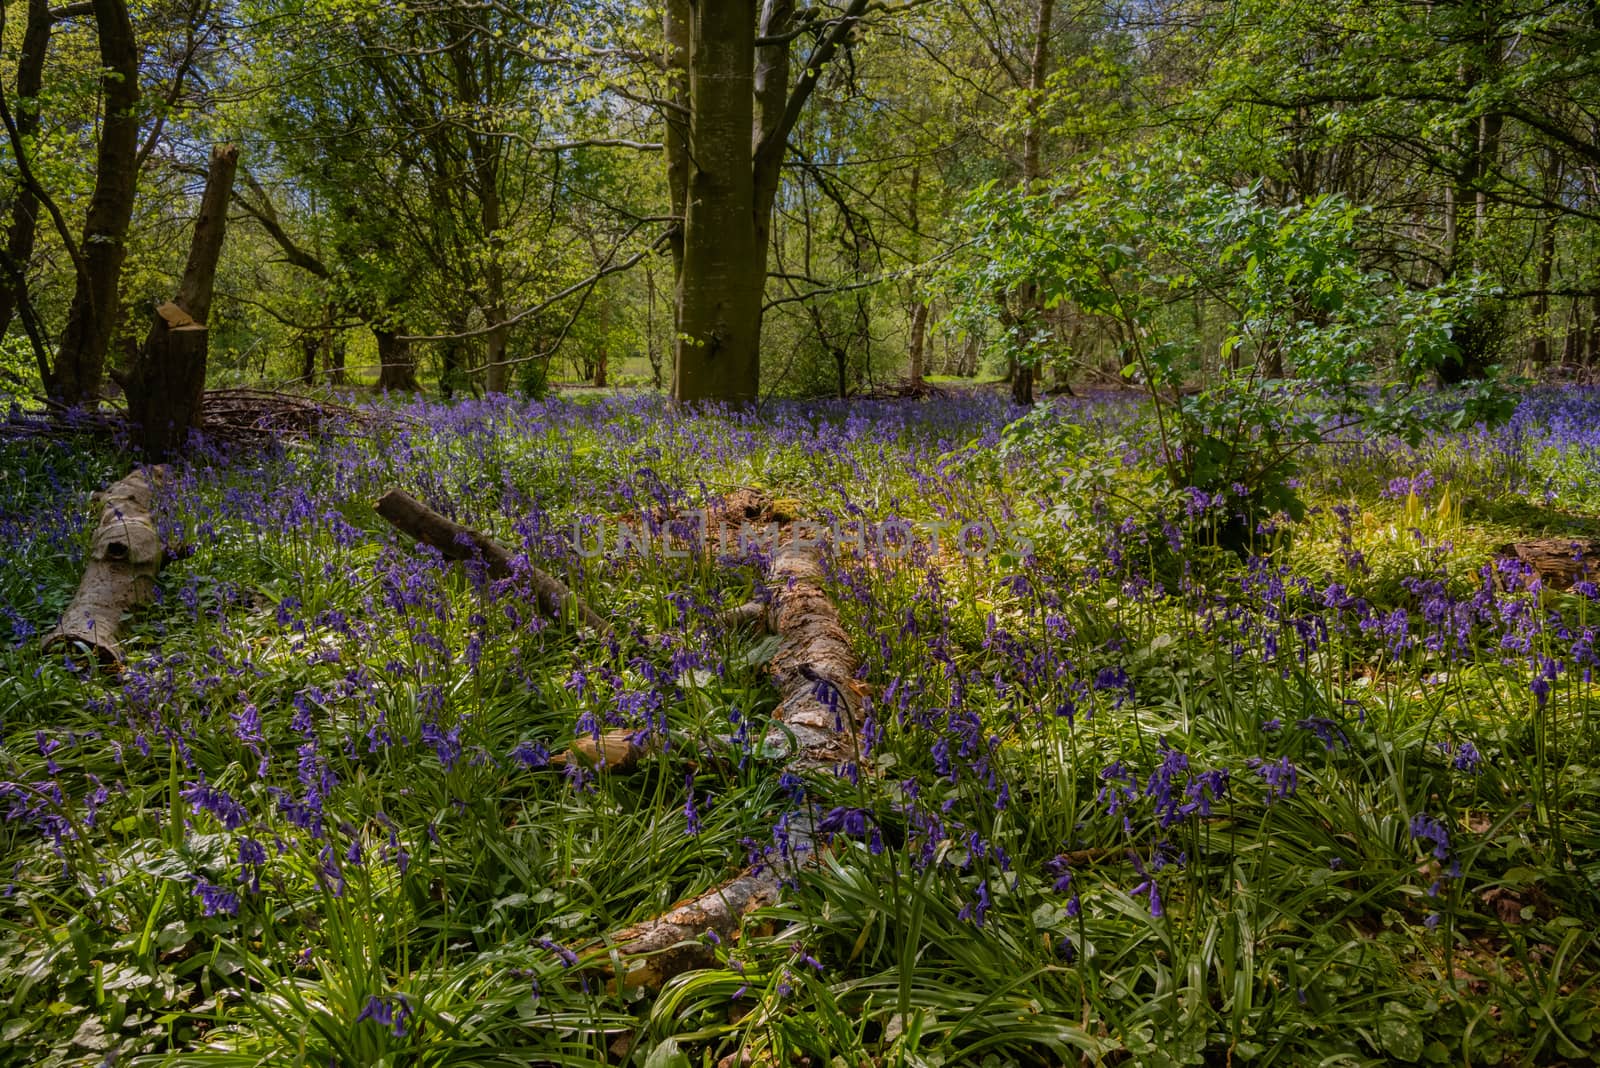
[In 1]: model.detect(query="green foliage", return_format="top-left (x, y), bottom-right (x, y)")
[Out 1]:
top-left (954, 154), bottom-right (1506, 513)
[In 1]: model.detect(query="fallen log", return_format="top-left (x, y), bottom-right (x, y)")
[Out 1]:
top-left (1497, 538), bottom-right (1600, 592)
top-left (43, 467), bottom-right (167, 665)
top-left (374, 488), bottom-right (611, 634)
top-left (595, 542), bottom-right (862, 988)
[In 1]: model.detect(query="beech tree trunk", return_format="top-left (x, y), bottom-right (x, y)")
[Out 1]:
top-left (908, 300), bottom-right (929, 388)
top-left (375, 328), bottom-right (419, 392)
top-left (45, 0), bottom-right (140, 410)
top-left (671, 0), bottom-right (762, 403)
top-left (669, 0), bottom-right (870, 404)
top-left (126, 144), bottom-right (239, 460)
top-left (44, 468), bottom-right (166, 665)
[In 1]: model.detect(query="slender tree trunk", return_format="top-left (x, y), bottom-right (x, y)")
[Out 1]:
top-left (1010, 0), bottom-right (1054, 407)
top-left (645, 257), bottom-right (663, 389)
top-left (1530, 219), bottom-right (1557, 366)
top-left (481, 158), bottom-right (510, 393)
top-left (908, 300), bottom-right (929, 388)
top-left (0, 0), bottom-right (54, 345)
top-left (126, 144), bottom-right (238, 460)
top-left (299, 332), bottom-right (320, 385)
top-left (594, 284), bottom-right (610, 388)
top-left (906, 163), bottom-right (927, 389)
top-left (662, 0), bottom-right (690, 281)
top-left (46, 0), bottom-right (139, 409)
top-left (327, 330), bottom-right (346, 386)
top-left (960, 334), bottom-right (978, 377)
top-left (375, 328), bottom-right (418, 392)
top-left (1589, 293), bottom-right (1600, 372)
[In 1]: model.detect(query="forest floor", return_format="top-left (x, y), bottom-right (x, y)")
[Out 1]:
top-left (2, 386), bottom-right (1599, 1067)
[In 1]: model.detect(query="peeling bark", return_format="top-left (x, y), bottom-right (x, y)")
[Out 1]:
top-left (44, 467), bottom-right (166, 665)
top-left (596, 542), bottom-right (862, 988)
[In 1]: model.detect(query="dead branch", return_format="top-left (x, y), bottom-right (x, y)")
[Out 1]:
top-left (374, 488), bottom-right (611, 635)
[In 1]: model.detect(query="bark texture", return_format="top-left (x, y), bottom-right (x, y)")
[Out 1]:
top-left (44, 467), bottom-right (166, 664)
top-left (126, 144), bottom-right (238, 459)
top-left (1010, 0), bottom-right (1054, 408)
top-left (1499, 538), bottom-right (1600, 591)
top-left (375, 329), bottom-right (419, 392)
top-left (374, 488), bottom-right (610, 633)
top-left (46, 0), bottom-right (140, 409)
top-left (598, 542), bottom-right (862, 988)
top-left (670, 0), bottom-right (870, 404)
top-left (672, 0), bottom-right (763, 403)
top-left (0, 0), bottom-right (55, 345)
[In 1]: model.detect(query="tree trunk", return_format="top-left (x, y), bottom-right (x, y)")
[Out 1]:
top-left (375, 328), bottom-right (418, 392)
top-left (1530, 218), bottom-right (1557, 366)
top-left (1009, 0), bottom-right (1054, 409)
top-left (0, 0), bottom-right (54, 348)
top-left (299, 332), bottom-right (320, 384)
top-left (663, 0), bottom-right (690, 281)
top-left (960, 334), bottom-right (978, 377)
top-left (672, 0), bottom-right (762, 404)
top-left (645, 257), bottom-right (663, 389)
top-left (593, 296), bottom-right (610, 389)
top-left (126, 144), bottom-right (238, 460)
top-left (908, 300), bottom-right (929, 388)
top-left (669, 0), bottom-right (869, 404)
top-left (44, 467), bottom-right (166, 665)
top-left (327, 330), bottom-right (347, 386)
top-left (45, 0), bottom-right (140, 410)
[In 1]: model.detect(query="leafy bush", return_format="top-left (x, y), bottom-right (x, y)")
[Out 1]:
top-left (952, 154), bottom-right (1507, 518)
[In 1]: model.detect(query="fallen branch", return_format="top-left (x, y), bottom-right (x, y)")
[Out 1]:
top-left (43, 467), bottom-right (167, 665)
top-left (374, 488), bottom-right (611, 635)
top-left (596, 542), bottom-right (862, 988)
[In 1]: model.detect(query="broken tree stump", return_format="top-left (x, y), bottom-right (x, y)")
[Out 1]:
top-left (125, 143), bottom-right (239, 460)
top-left (43, 467), bottom-right (167, 665)
top-left (374, 488), bottom-right (611, 634)
top-left (596, 542), bottom-right (863, 988)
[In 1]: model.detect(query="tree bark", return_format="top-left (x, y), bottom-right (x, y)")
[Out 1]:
top-left (662, 0), bottom-right (690, 281)
top-left (374, 328), bottom-right (419, 392)
top-left (45, 0), bottom-right (140, 410)
top-left (126, 144), bottom-right (239, 460)
top-left (44, 467), bottom-right (166, 665)
top-left (908, 300), bottom-right (928, 388)
top-left (1010, 0), bottom-right (1054, 408)
top-left (299, 331), bottom-right (321, 385)
top-left (597, 542), bottom-right (861, 988)
top-left (0, 0), bottom-right (55, 346)
top-left (670, 0), bottom-right (870, 404)
top-left (374, 488), bottom-right (610, 634)
top-left (1531, 218), bottom-right (1557, 366)
top-left (672, 0), bottom-right (763, 404)
top-left (327, 329), bottom-right (347, 386)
